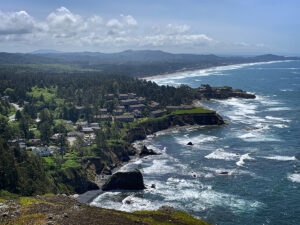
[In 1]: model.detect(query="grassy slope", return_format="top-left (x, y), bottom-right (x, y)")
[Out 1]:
top-left (0, 194), bottom-right (211, 225)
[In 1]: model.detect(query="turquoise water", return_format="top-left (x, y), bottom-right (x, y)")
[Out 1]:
top-left (92, 61), bottom-right (300, 225)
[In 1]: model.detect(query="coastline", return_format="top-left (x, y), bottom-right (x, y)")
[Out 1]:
top-left (142, 60), bottom-right (294, 81)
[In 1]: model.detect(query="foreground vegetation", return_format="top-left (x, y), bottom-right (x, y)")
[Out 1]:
top-left (0, 194), bottom-right (211, 225)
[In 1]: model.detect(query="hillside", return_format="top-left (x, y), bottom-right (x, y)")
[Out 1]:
top-left (0, 50), bottom-right (298, 77)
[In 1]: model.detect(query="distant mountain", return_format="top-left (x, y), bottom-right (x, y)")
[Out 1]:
top-left (0, 50), bottom-right (298, 77)
top-left (30, 49), bottom-right (64, 54)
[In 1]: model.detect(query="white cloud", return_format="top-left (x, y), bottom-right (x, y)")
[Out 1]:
top-left (0, 7), bottom-right (237, 53)
top-left (0, 10), bottom-right (38, 35)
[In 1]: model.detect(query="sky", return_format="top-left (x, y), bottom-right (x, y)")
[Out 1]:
top-left (0, 0), bottom-right (299, 55)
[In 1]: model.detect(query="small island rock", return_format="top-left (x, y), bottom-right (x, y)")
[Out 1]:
top-left (139, 145), bottom-right (160, 157)
top-left (102, 170), bottom-right (145, 191)
top-left (187, 142), bottom-right (194, 146)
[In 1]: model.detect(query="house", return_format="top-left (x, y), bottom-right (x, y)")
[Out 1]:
top-left (76, 121), bottom-right (88, 126)
top-left (24, 101), bottom-right (29, 105)
top-left (114, 115), bottom-right (134, 122)
top-left (82, 127), bottom-right (94, 134)
top-left (65, 120), bottom-right (73, 124)
top-left (89, 123), bottom-right (101, 131)
top-left (112, 109), bottom-right (123, 116)
top-left (120, 99), bottom-right (139, 106)
top-left (48, 146), bottom-right (60, 154)
top-left (94, 115), bottom-right (112, 121)
top-left (133, 110), bottom-right (142, 118)
top-left (75, 106), bottom-right (86, 111)
top-left (67, 131), bottom-right (84, 137)
top-left (32, 146), bottom-right (51, 157)
top-left (1, 96), bottom-right (9, 101)
top-left (50, 133), bottom-right (62, 142)
top-left (117, 105), bottom-right (125, 111)
top-left (137, 97), bottom-right (146, 104)
top-left (149, 101), bottom-right (160, 110)
top-left (8, 139), bottom-right (26, 150)
top-left (118, 94), bottom-right (129, 100)
top-left (129, 104), bottom-right (146, 111)
top-left (150, 110), bottom-right (166, 117)
top-left (105, 94), bottom-right (114, 100)
top-left (99, 108), bottom-right (108, 113)
top-left (28, 139), bottom-right (41, 146)
top-left (128, 93), bottom-right (137, 99)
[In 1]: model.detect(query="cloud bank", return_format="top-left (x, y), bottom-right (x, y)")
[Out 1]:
top-left (0, 7), bottom-right (267, 53)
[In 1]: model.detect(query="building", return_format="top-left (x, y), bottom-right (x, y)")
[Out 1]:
top-left (128, 93), bottom-right (137, 99)
top-left (94, 115), bottom-right (112, 121)
top-left (133, 110), bottom-right (142, 118)
top-left (32, 146), bottom-right (51, 157)
top-left (150, 110), bottom-right (166, 117)
top-left (8, 139), bottom-right (26, 150)
top-left (1, 96), bottom-right (9, 101)
top-left (67, 131), bottom-right (84, 137)
top-left (137, 97), bottom-right (146, 104)
top-left (114, 115), bottom-right (134, 122)
top-left (99, 108), bottom-right (108, 113)
top-left (120, 99), bottom-right (139, 106)
top-left (118, 94), bottom-right (129, 100)
top-left (105, 94), bottom-right (114, 100)
top-left (82, 127), bottom-right (94, 134)
top-left (129, 104), bottom-right (146, 111)
top-left (28, 139), bottom-right (41, 146)
top-left (149, 101), bottom-right (160, 110)
top-left (76, 121), bottom-right (88, 126)
top-left (112, 109), bottom-right (123, 116)
top-left (117, 105), bottom-right (125, 111)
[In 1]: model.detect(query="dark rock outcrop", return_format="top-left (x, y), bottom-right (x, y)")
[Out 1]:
top-left (102, 170), bottom-right (145, 191)
top-left (219, 171), bottom-right (229, 175)
top-left (187, 142), bottom-right (193, 146)
top-left (139, 145), bottom-right (160, 157)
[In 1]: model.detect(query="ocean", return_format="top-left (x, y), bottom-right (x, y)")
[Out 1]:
top-left (91, 60), bottom-right (300, 225)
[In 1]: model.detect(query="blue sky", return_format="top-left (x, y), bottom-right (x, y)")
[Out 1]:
top-left (0, 0), bottom-right (299, 55)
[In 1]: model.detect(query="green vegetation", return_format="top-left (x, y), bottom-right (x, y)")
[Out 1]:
top-left (172, 107), bottom-right (213, 115)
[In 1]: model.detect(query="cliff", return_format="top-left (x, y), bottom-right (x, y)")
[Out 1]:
top-left (126, 111), bottom-right (224, 143)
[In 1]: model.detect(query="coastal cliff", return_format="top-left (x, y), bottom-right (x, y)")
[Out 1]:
top-left (125, 111), bottom-right (224, 143)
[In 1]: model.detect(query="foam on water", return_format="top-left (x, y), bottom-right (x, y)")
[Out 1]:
top-left (266, 107), bottom-right (291, 111)
top-left (175, 134), bottom-right (219, 146)
top-left (262, 156), bottom-right (296, 161)
top-left (236, 153), bottom-right (254, 167)
top-left (288, 174), bottom-right (300, 183)
top-left (205, 149), bottom-right (239, 161)
top-left (265, 116), bottom-right (291, 123)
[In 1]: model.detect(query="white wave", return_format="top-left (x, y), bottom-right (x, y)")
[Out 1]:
top-left (236, 153), bottom-right (254, 167)
top-left (255, 95), bottom-right (283, 106)
top-left (280, 89), bottom-right (294, 92)
top-left (146, 61), bottom-right (292, 85)
top-left (273, 124), bottom-right (289, 128)
top-left (238, 132), bottom-right (280, 142)
top-left (175, 134), bottom-right (219, 146)
top-left (266, 107), bottom-right (291, 111)
top-left (265, 116), bottom-right (291, 123)
top-left (262, 156), bottom-right (296, 161)
top-left (205, 149), bottom-right (239, 161)
top-left (288, 174), bottom-right (300, 183)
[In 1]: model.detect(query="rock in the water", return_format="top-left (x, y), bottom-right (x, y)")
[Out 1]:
top-left (139, 145), bottom-right (159, 157)
top-left (219, 171), bottom-right (229, 175)
top-left (151, 184), bottom-right (156, 189)
top-left (187, 142), bottom-right (193, 146)
top-left (102, 170), bottom-right (145, 191)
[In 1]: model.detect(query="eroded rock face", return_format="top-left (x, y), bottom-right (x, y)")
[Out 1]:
top-left (139, 145), bottom-right (160, 157)
top-left (102, 170), bottom-right (145, 191)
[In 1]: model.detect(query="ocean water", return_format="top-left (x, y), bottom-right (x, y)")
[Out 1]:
top-left (91, 61), bottom-right (300, 225)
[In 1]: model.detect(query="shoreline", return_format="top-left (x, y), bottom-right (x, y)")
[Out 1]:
top-left (77, 121), bottom-right (225, 205)
top-left (142, 60), bottom-right (293, 81)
